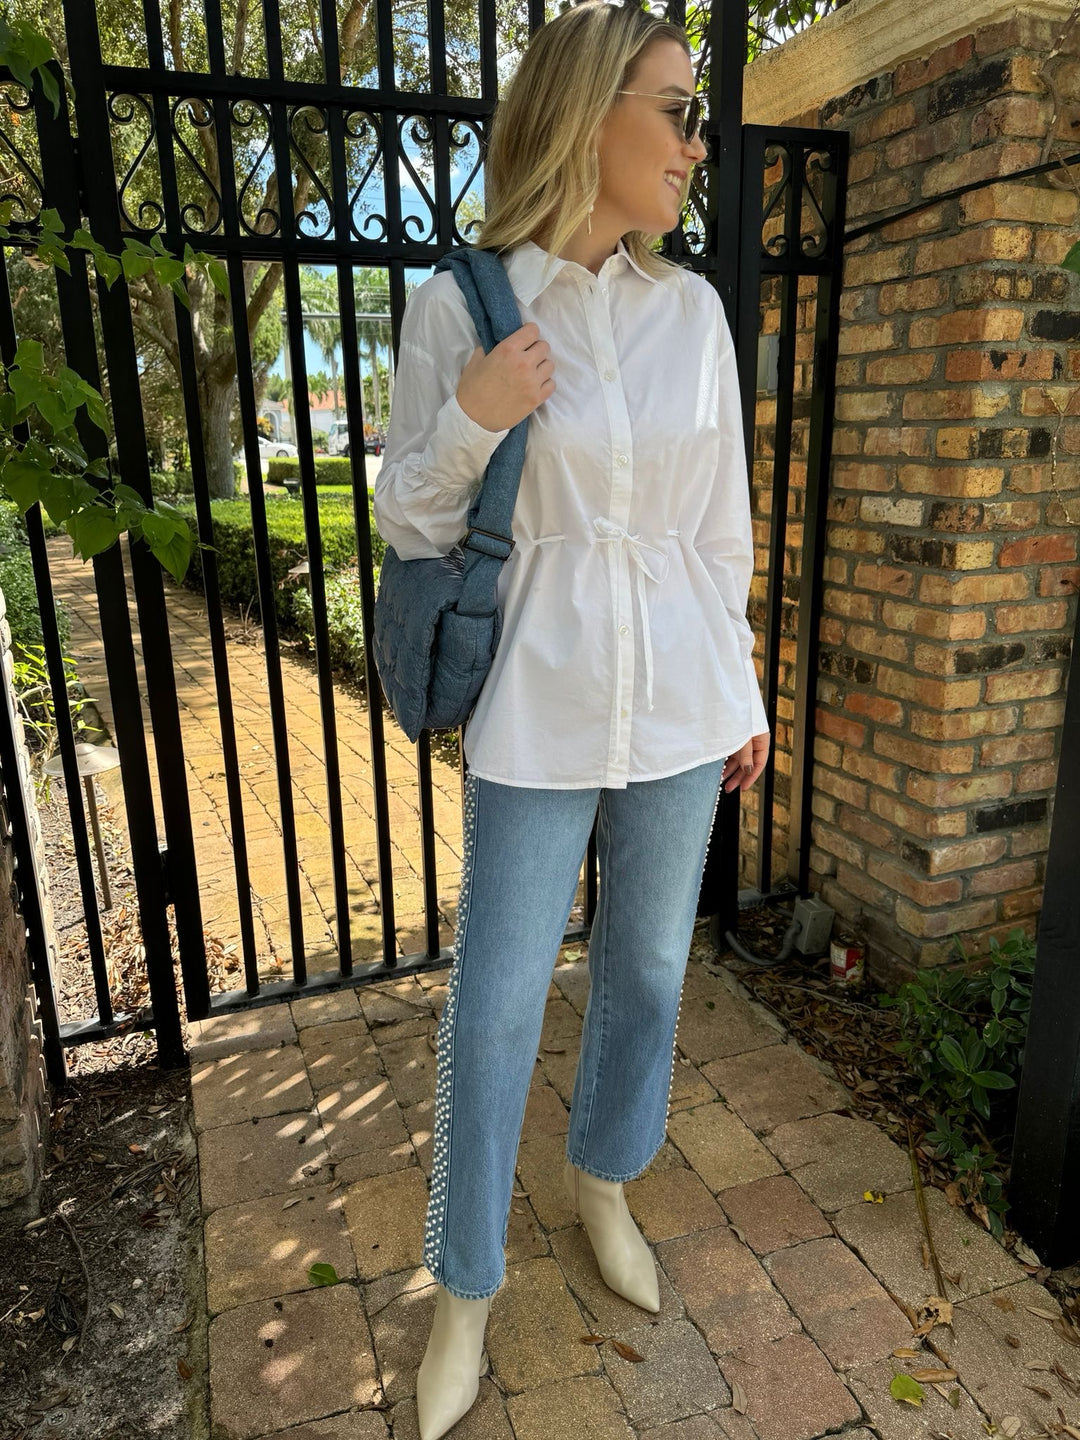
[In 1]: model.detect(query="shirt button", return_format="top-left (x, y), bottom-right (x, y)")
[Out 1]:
top-left (615, 454), bottom-right (628, 466)
top-left (619, 624), bottom-right (629, 636)
top-left (604, 369), bottom-right (616, 382)
top-left (620, 709), bottom-right (629, 719)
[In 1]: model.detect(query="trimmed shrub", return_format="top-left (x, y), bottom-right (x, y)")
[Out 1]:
top-left (266, 457), bottom-right (355, 485)
top-left (180, 493), bottom-right (385, 626)
top-left (293, 565), bottom-right (376, 678)
top-left (0, 503), bottom-right (70, 655)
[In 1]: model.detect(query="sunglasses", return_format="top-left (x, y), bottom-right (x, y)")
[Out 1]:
top-left (616, 90), bottom-right (704, 144)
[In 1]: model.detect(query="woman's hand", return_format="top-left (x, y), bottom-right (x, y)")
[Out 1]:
top-left (722, 733), bottom-right (770, 793)
top-left (456, 323), bottom-right (555, 433)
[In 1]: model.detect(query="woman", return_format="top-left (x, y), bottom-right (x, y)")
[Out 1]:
top-left (373, 4), bottom-right (770, 1436)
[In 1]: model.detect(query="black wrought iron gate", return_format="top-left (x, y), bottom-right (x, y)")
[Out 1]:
top-left (0, 0), bottom-right (847, 1082)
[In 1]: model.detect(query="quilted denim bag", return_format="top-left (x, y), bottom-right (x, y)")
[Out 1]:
top-left (372, 247), bottom-right (528, 742)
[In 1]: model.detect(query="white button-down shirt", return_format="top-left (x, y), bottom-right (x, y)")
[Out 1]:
top-left (374, 240), bottom-right (769, 789)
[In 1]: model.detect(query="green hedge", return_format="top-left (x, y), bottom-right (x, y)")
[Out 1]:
top-left (293, 566), bottom-right (376, 677)
top-left (180, 493), bottom-right (385, 626)
top-left (266, 457), bottom-right (355, 485)
top-left (0, 504), bottom-right (70, 656)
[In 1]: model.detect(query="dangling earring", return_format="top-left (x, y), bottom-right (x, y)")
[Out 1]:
top-left (587, 202), bottom-right (594, 236)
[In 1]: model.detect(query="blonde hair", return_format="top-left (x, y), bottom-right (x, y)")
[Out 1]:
top-left (474, 1), bottom-right (692, 277)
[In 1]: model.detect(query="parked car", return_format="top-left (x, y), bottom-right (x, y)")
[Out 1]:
top-left (364, 432), bottom-right (385, 456)
top-left (257, 436), bottom-right (299, 458)
top-left (326, 419), bottom-right (350, 457)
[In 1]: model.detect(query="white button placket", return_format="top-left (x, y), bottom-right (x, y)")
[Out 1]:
top-left (421, 771), bottom-right (479, 1281)
top-left (586, 267), bottom-right (636, 783)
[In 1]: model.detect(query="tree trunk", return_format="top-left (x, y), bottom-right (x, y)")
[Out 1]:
top-left (202, 380), bottom-right (237, 499)
top-left (368, 335), bottom-right (382, 429)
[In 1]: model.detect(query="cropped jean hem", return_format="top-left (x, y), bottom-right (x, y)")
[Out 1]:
top-left (565, 1130), bottom-right (668, 1185)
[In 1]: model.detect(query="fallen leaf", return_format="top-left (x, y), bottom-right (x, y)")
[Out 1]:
top-left (542, 1046), bottom-right (566, 1055)
top-left (579, 1334), bottom-right (606, 1345)
top-left (921, 1241), bottom-right (931, 1270)
top-left (910, 1369), bottom-right (958, 1383)
top-left (1053, 1318), bottom-right (1080, 1347)
top-left (862, 1190), bottom-right (884, 1204)
top-left (307, 1263), bottom-right (339, 1287)
top-left (128, 1144), bottom-right (145, 1156)
top-left (998, 1418), bottom-right (1020, 1439)
top-left (944, 1182), bottom-right (964, 1207)
top-left (172, 1315), bottom-right (193, 1333)
top-left (892, 1348), bottom-right (920, 1359)
top-left (24, 1217), bottom-right (47, 1231)
top-left (62, 1336), bottom-right (77, 1352)
top-left (947, 1389), bottom-right (962, 1409)
top-left (912, 1298), bottom-right (953, 1337)
top-left (890, 1373), bottom-right (925, 1406)
top-left (1023, 1360), bottom-right (1052, 1371)
top-left (1005, 1334), bottom-right (1021, 1349)
top-left (732, 1380), bottom-right (748, 1415)
top-left (108, 1302), bottom-right (124, 1319)
top-left (1025, 1306), bottom-right (1060, 1322)
top-left (993, 1295), bottom-right (1016, 1313)
top-left (610, 1340), bottom-right (645, 1363)
top-left (1025, 1384), bottom-right (1052, 1400)
top-left (177, 1359), bottom-right (192, 1380)
top-left (282, 1198), bottom-right (302, 1210)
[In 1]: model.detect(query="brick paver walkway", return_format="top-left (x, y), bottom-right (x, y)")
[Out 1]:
top-left (187, 944), bottom-right (1073, 1440)
top-left (47, 537), bottom-right (464, 977)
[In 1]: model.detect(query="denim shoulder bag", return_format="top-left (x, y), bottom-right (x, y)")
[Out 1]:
top-left (371, 247), bottom-right (528, 743)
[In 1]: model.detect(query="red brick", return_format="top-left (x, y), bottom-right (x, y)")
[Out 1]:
top-left (999, 535), bottom-right (1078, 567)
top-left (815, 710), bottom-right (866, 748)
top-left (766, 1239), bottom-right (909, 1370)
top-left (909, 309), bottom-right (1025, 347)
top-left (837, 807), bottom-right (895, 852)
top-left (1002, 886), bottom-right (1044, 921)
top-left (656, 1228), bottom-right (799, 1359)
top-left (853, 563), bottom-right (913, 597)
top-left (896, 896), bottom-right (998, 938)
top-left (946, 349), bottom-right (1055, 383)
top-left (882, 600), bottom-right (985, 640)
top-left (1017, 760), bottom-right (1059, 793)
top-left (898, 465), bottom-right (1004, 498)
top-left (916, 227), bottom-right (1033, 274)
top-left (894, 34), bottom-right (975, 94)
top-left (844, 693), bottom-right (906, 727)
top-left (968, 860), bottom-right (1039, 897)
top-left (918, 572), bottom-right (1029, 604)
top-left (864, 353), bottom-right (937, 385)
top-left (865, 858), bottom-right (963, 908)
top-left (906, 772), bottom-right (1012, 807)
top-left (980, 732), bottom-right (1055, 766)
top-left (917, 836), bottom-right (1008, 876)
top-left (843, 750), bottom-right (900, 791)
top-left (923, 142), bottom-right (1043, 200)
top-left (994, 600), bottom-right (1070, 633)
top-left (903, 389), bottom-right (1011, 420)
top-left (718, 1176), bottom-right (831, 1256)
top-left (835, 862), bottom-right (895, 912)
top-left (877, 277), bottom-right (947, 314)
top-left (984, 669), bottom-right (1063, 703)
top-left (874, 733), bottom-right (974, 774)
top-left (909, 706), bottom-right (1017, 740)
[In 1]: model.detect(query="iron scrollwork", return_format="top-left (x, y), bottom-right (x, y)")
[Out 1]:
top-left (110, 92), bottom-right (165, 233)
top-left (231, 98), bottom-right (280, 238)
top-left (0, 82), bottom-right (44, 227)
top-left (345, 109), bottom-right (386, 242)
top-left (398, 114), bottom-right (438, 245)
top-left (290, 104), bottom-right (333, 241)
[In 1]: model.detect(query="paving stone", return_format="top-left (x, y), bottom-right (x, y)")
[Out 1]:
top-left (675, 968), bottom-right (783, 1066)
top-left (332, 1140), bottom-right (417, 1186)
top-left (719, 1333), bottom-right (861, 1440)
top-left (833, 1185), bottom-right (1027, 1307)
top-left (702, 1044), bottom-right (850, 1133)
top-left (364, 1264), bottom-right (434, 1319)
top-left (549, 1223), bottom-right (684, 1333)
top-left (521, 1082), bottom-right (569, 1139)
top-left (358, 978), bottom-right (432, 1030)
top-left (299, 1021), bottom-right (380, 1092)
top-left (541, 993), bottom-right (583, 1047)
top-left (604, 1318), bottom-right (730, 1426)
top-left (205, 1187), bottom-right (356, 1313)
top-left (668, 1103), bottom-right (782, 1193)
top-left (551, 959), bottom-right (590, 1015)
top-left (625, 1166), bottom-right (727, 1243)
top-left (668, 1060), bottom-right (719, 1113)
top-left (404, 1097), bottom-right (434, 1177)
top-left (486, 1256), bottom-right (599, 1392)
top-left (189, 1006), bottom-right (297, 1059)
top-left (505, 1194), bottom-right (550, 1263)
top-left (253, 1414), bottom-right (389, 1440)
top-left (316, 1076), bottom-right (409, 1159)
top-left (657, 1227), bottom-right (799, 1356)
top-left (717, 1176), bottom-right (832, 1255)
top-left (537, 1043), bottom-right (579, 1106)
top-left (765, 1237), bottom-right (910, 1369)
top-left (765, 1113), bottom-right (911, 1211)
top-left (373, 1013), bottom-right (436, 1046)
top-left (209, 1286), bottom-right (379, 1440)
top-left (198, 1111), bottom-right (331, 1212)
top-left (949, 1280), bottom-right (1079, 1427)
top-left (389, 1380), bottom-right (513, 1440)
top-left (516, 1132), bottom-right (574, 1231)
top-left (642, 1141), bottom-right (689, 1175)
top-left (290, 987), bottom-right (364, 1028)
top-left (638, 1416), bottom-right (732, 1440)
top-left (192, 1045), bottom-right (314, 1131)
top-left (369, 1271), bottom-right (436, 1403)
top-left (506, 1375), bottom-right (633, 1440)
top-left (378, 1034), bottom-right (437, 1108)
top-left (343, 1166), bottom-right (429, 1280)
top-left (845, 1357), bottom-right (988, 1440)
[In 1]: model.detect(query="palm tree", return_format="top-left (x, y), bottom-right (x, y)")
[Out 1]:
top-left (299, 270), bottom-right (343, 422)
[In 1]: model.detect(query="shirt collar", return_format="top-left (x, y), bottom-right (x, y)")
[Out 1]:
top-left (503, 238), bottom-right (658, 306)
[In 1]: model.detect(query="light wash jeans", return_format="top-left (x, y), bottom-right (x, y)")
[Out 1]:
top-left (422, 758), bottom-right (726, 1300)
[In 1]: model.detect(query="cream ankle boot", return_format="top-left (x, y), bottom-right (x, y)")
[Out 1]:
top-left (416, 1285), bottom-right (491, 1440)
top-left (564, 1159), bottom-right (660, 1313)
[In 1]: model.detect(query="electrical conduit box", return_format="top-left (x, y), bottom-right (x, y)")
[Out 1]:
top-left (793, 896), bottom-right (835, 955)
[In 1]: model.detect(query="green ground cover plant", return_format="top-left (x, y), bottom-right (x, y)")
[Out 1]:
top-left (881, 928), bottom-right (1035, 1235)
top-left (266, 457), bottom-right (354, 485)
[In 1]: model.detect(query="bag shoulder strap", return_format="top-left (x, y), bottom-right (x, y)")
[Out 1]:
top-left (433, 249), bottom-right (528, 600)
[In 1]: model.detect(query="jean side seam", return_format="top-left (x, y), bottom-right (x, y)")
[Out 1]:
top-left (574, 793), bottom-right (615, 1166)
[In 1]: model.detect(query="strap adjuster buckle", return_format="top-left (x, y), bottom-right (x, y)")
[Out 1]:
top-left (461, 526), bottom-right (515, 560)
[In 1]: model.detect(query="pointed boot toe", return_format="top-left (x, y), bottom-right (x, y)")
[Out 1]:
top-left (416, 1288), bottom-right (491, 1440)
top-left (564, 1160), bottom-right (660, 1313)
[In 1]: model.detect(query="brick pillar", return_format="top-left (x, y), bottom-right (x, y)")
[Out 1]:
top-left (0, 585), bottom-right (51, 1209)
top-left (743, 0), bottom-right (1079, 980)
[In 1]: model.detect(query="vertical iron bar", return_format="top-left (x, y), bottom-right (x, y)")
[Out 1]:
top-left (479, 0), bottom-right (500, 97)
top-left (1010, 589), bottom-right (1080, 1267)
top-left (0, 243), bottom-right (113, 1027)
top-left (791, 133), bottom-right (847, 892)
top-left (525, 0), bottom-right (546, 41)
top-left (281, 255), bottom-right (353, 974)
top-left (62, 0), bottom-right (210, 1017)
top-left (38, 33), bottom-right (185, 1065)
top-left (417, 739), bottom-right (441, 958)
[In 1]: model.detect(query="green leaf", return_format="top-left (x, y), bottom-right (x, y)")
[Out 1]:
top-left (121, 249), bottom-right (154, 283)
top-left (40, 471), bottom-right (96, 523)
top-left (208, 260), bottom-right (230, 299)
top-left (307, 1263), bottom-right (340, 1287)
top-left (152, 256), bottom-right (186, 287)
top-left (937, 1036), bottom-right (967, 1074)
top-left (1063, 240), bottom-right (1080, 276)
top-left (889, 1374), bottom-right (924, 1407)
top-left (0, 456), bottom-right (48, 511)
top-left (67, 504), bottom-right (123, 562)
top-left (141, 507), bottom-right (194, 582)
top-left (970, 1070), bottom-right (1015, 1091)
top-left (14, 338), bottom-right (44, 372)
